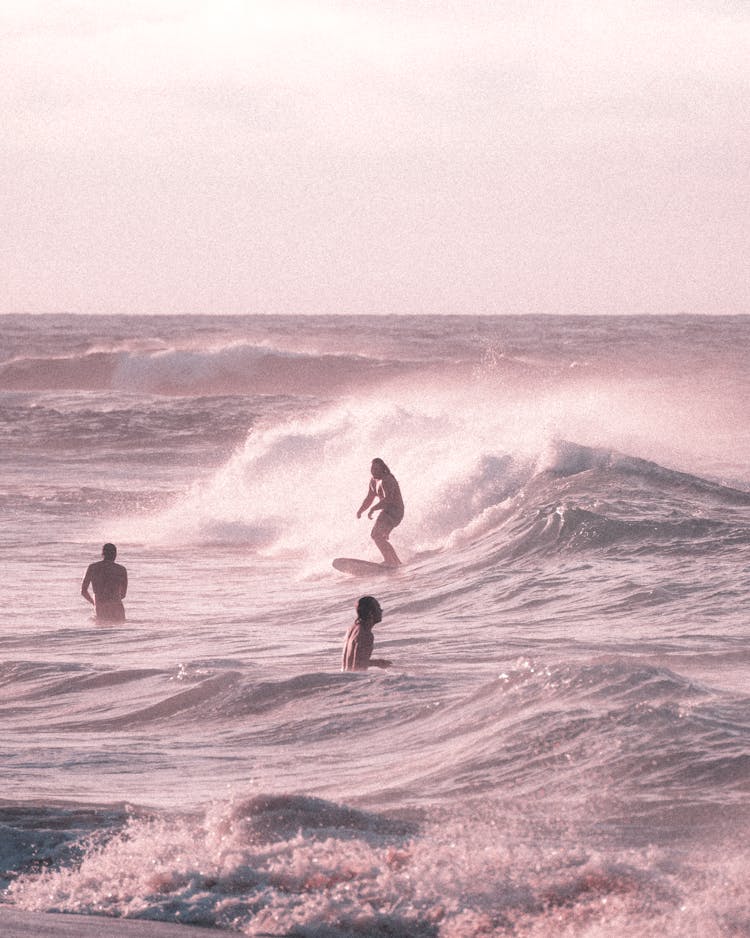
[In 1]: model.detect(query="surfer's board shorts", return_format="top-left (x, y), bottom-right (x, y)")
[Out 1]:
top-left (372, 510), bottom-right (403, 539)
top-left (95, 600), bottom-right (126, 622)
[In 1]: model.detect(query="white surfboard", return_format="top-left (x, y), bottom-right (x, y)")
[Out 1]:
top-left (332, 557), bottom-right (395, 576)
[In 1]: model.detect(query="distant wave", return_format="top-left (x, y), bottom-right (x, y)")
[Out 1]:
top-left (0, 344), bottom-right (417, 396)
top-left (0, 351), bottom-right (117, 391)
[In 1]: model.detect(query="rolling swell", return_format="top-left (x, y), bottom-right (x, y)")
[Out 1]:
top-left (7, 653), bottom-right (747, 817)
top-left (1, 663), bottom-right (435, 745)
top-left (347, 657), bottom-right (750, 816)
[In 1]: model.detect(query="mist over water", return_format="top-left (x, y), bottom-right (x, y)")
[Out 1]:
top-left (1, 314), bottom-right (749, 936)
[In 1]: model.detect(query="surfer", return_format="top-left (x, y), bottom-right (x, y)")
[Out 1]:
top-left (81, 543), bottom-right (128, 622)
top-left (341, 596), bottom-right (391, 672)
top-left (357, 457), bottom-right (404, 567)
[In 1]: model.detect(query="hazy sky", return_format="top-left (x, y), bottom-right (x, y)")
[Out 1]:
top-left (2, 0), bottom-right (748, 315)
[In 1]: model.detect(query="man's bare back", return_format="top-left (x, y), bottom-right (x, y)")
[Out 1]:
top-left (81, 544), bottom-right (127, 622)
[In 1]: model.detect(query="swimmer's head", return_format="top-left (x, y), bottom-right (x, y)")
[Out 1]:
top-left (102, 543), bottom-right (117, 560)
top-left (356, 595), bottom-right (382, 626)
top-left (371, 458), bottom-right (390, 478)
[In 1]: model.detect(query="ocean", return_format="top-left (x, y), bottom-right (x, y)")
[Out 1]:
top-left (1, 313), bottom-right (749, 937)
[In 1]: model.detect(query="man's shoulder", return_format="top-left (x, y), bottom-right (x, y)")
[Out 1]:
top-left (103, 561), bottom-right (127, 573)
top-left (346, 622), bottom-right (372, 642)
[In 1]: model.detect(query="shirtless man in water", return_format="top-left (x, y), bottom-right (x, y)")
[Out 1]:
top-left (341, 596), bottom-right (391, 672)
top-left (81, 543), bottom-right (128, 622)
top-left (357, 458), bottom-right (404, 567)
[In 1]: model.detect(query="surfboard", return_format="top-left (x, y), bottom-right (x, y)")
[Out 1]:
top-left (332, 557), bottom-right (395, 576)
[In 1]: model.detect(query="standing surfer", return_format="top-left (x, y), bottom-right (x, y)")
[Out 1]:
top-left (357, 457), bottom-right (404, 567)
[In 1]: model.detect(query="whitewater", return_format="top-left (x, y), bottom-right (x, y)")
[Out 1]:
top-left (1, 313), bottom-right (749, 937)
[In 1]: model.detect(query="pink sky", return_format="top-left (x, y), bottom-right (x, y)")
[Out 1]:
top-left (2, 0), bottom-right (748, 316)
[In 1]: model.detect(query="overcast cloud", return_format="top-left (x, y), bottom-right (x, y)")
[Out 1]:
top-left (2, 0), bottom-right (748, 315)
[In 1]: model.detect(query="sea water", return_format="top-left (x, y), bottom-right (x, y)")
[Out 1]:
top-left (1, 313), bottom-right (749, 936)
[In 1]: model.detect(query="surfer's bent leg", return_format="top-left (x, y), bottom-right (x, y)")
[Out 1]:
top-left (371, 513), bottom-right (401, 567)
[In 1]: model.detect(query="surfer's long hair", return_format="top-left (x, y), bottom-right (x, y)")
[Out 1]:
top-left (371, 457), bottom-right (390, 475)
top-left (356, 596), bottom-right (380, 624)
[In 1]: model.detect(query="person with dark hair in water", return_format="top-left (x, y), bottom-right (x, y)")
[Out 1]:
top-left (357, 457), bottom-right (404, 567)
top-left (341, 596), bottom-right (391, 672)
top-left (81, 543), bottom-right (128, 622)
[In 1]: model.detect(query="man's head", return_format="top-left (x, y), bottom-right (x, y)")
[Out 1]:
top-left (356, 595), bottom-right (382, 626)
top-left (102, 543), bottom-right (117, 560)
top-left (371, 458), bottom-right (389, 479)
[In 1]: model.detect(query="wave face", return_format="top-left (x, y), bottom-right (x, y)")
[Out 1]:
top-left (1, 313), bottom-right (750, 937)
